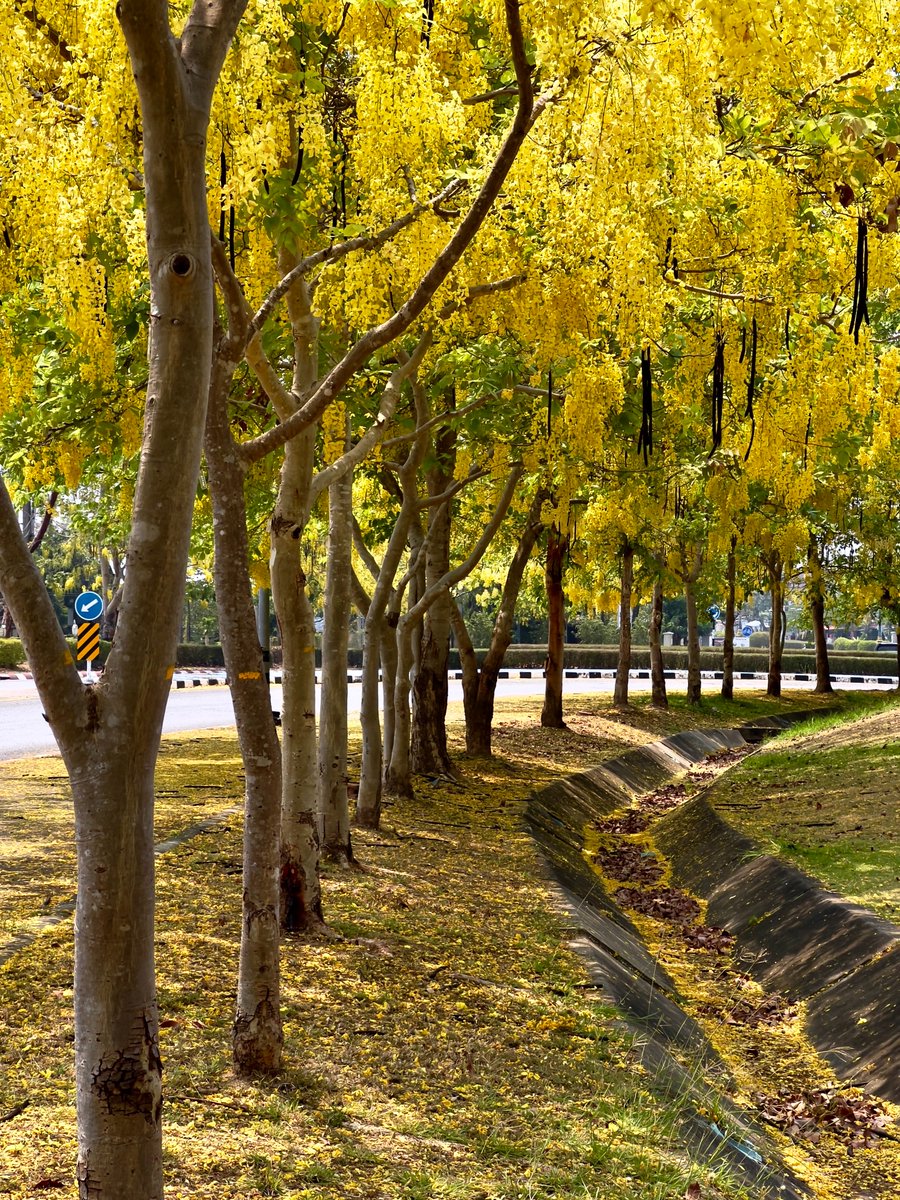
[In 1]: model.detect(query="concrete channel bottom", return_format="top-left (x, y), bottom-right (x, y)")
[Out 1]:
top-left (527, 716), bottom-right (899, 1199)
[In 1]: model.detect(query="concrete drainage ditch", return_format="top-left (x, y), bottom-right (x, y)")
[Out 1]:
top-left (527, 716), bottom-right (899, 1198)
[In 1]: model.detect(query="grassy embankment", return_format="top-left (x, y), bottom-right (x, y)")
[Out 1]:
top-left (0, 688), bottom-right (893, 1199)
top-left (698, 700), bottom-right (900, 921)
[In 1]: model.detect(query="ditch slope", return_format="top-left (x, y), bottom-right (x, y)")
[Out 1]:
top-left (528, 716), bottom-right (900, 1200)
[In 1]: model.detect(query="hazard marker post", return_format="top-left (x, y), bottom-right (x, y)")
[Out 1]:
top-left (73, 592), bottom-right (104, 682)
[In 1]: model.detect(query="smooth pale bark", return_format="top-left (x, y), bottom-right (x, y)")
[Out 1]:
top-left (541, 525), bottom-right (568, 728)
top-left (387, 467), bottom-right (523, 795)
top-left (357, 610), bottom-right (385, 828)
top-left (767, 553), bottom-right (785, 698)
top-left (0, 9), bottom-right (246, 1193)
top-left (808, 539), bottom-right (833, 694)
top-left (410, 426), bottom-right (456, 776)
top-left (271, 429), bottom-right (323, 931)
top-left (264, 263), bottom-right (325, 933)
top-left (319, 465), bottom-right (355, 864)
top-left (721, 536), bottom-right (737, 701)
top-left (204, 341), bottom-right (283, 1074)
top-left (1, 492), bottom-right (57, 636)
top-left (381, 610), bottom-right (400, 775)
top-left (685, 579), bottom-right (701, 704)
top-left (649, 577), bottom-right (668, 709)
top-left (100, 550), bottom-right (124, 642)
top-left (355, 382), bottom-right (431, 827)
top-left (682, 547), bottom-right (704, 705)
top-left (613, 540), bottom-right (633, 708)
top-left (452, 486), bottom-right (547, 757)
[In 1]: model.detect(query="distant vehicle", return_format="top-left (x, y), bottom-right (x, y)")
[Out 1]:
top-left (314, 616), bottom-right (326, 633)
top-left (875, 642), bottom-right (897, 652)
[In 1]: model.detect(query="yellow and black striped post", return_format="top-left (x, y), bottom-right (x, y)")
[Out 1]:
top-left (76, 621), bottom-right (101, 665)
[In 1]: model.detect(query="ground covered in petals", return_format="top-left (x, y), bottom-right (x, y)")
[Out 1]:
top-left (0, 689), bottom-right (884, 1199)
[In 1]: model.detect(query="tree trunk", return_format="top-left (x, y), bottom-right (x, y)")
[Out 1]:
top-left (0, 10), bottom-right (247, 1191)
top-left (356, 610), bottom-right (384, 828)
top-left (649, 576), bottom-right (668, 708)
top-left (410, 425), bottom-right (456, 776)
top-left (205, 357), bottom-right (283, 1075)
top-left (541, 525), bottom-right (568, 728)
top-left (387, 466), bottom-right (524, 792)
top-left (319, 465), bottom-right (355, 864)
top-left (721, 536), bottom-right (737, 701)
top-left (685, 575), bottom-right (702, 704)
top-left (613, 539), bottom-right (633, 708)
top-left (808, 539), bottom-right (833, 694)
top-left (381, 610), bottom-right (400, 777)
top-left (70, 748), bottom-right (162, 1199)
top-left (452, 485), bottom-right (547, 756)
top-left (767, 553), bottom-right (784, 698)
top-left (385, 612), bottom-right (417, 799)
top-left (268, 263), bottom-right (325, 933)
top-left (271, 430), bottom-right (323, 932)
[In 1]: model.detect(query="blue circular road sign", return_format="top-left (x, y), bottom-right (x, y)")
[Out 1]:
top-left (74, 591), bottom-right (104, 621)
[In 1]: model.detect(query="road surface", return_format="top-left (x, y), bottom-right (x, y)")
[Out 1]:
top-left (1, 669), bottom-right (895, 763)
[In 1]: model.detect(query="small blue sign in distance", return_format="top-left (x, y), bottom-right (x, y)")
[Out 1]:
top-left (742, 625), bottom-right (754, 636)
top-left (74, 591), bottom-right (104, 621)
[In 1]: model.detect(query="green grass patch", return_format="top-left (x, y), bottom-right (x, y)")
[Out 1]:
top-left (703, 695), bottom-right (900, 920)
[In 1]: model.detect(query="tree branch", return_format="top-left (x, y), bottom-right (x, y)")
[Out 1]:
top-left (798, 58), bottom-right (875, 108)
top-left (13, 1), bottom-right (73, 61)
top-left (416, 466), bottom-right (487, 509)
top-left (403, 464), bottom-right (524, 628)
top-left (381, 391), bottom-right (491, 450)
top-left (309, 332), bottom-right (433, 507)
top-left (28, 492), bottom-right (58, 554)
top-left (245, 336), bottom-right (296, 425)
top-left (211, 233), bottom-right (251, 361)
top-left (462, 84), bottom-right (519, 106)
top-left (239, 0), bottom-right (549, 465)
top-left (249, 180), bottom-right (466, 337)
top-left (0, 477), bottom-right (85, 735)
top-left (662, 271), bottom-right (775, 306)
top-left (352, 517), bottom-right (383, 584)
top-left (436, 274), bottom-right (527, 320)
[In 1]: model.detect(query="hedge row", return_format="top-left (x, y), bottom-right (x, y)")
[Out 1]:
top-left (3, 638), bottom-right (896, 679)
top-left (463, 644), bottom-right (899, 677)
top-left (0, 639), bottom-right (24, 669)
top-left (0, 640), bottom-right (226, 671)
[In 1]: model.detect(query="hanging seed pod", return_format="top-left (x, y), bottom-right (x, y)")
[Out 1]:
top-left (219, 149), bottom-right (228, 243)
top-left (745, 316), bottom-right (757, 419)
top-left (547, 367), bottom-right (553, 439)
top-left (710, 331), bottom-right (726, 454)
top-left (637, 349), bottom-right (653, 466)
top-left (664, 234), bottom-right (672, 273)
top-left (744, 417), bottom-right (755, 462)
top-left (421, 0), bottom-right (435, 46)
top-left (291, 135), bottom-right (304, 186)
top-left (784, 308), bottom-right (792, 359)
top-left (850, 218), bottom-right (869, 344)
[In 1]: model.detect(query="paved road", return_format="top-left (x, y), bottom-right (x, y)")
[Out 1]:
top-left (0, 671), bottom-right (895, 762)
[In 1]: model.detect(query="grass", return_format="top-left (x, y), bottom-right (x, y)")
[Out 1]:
top-left (0, 688), bottom-right (895, 1199)
top-left (701, 692), bottom-right (900, 920)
